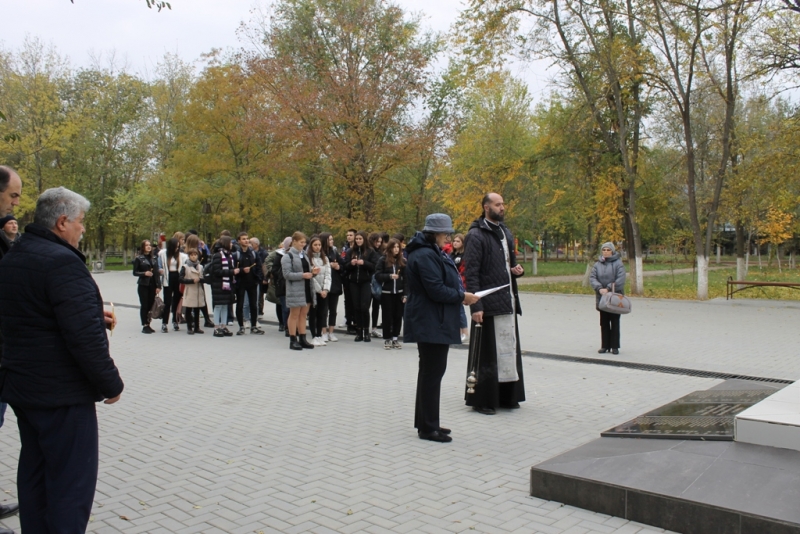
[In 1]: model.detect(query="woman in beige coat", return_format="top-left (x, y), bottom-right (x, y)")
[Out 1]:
top-left (179, 249), bottom-right (207, 334)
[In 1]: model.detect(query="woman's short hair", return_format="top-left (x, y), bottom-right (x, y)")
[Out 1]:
top-left (33, 187), bottom-right (90, 229)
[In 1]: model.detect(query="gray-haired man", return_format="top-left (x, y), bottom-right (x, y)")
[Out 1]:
top-left (0, 187), bottom-right (123, 533)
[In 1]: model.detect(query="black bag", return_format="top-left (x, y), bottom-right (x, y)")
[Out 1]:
top-left (149, 296), bottom-right (165, 322)
top-left (272, 255), bottom-right (286, 297)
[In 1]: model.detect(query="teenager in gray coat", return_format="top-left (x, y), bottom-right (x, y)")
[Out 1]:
top-left (589, 242), bottom-right (626, 354)
top-left (282, 231), bottom-right (317, 350)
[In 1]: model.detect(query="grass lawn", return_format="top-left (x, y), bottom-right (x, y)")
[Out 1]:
top-left (518, 266), bottom-right (800, 300)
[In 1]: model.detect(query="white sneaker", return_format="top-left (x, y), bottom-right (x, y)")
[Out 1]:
top-left (371, 328), bottom-right (380, 338)
top-left (318, 337), bottom-right (327, 346)
top-left (328, 333), bottom-right (339, 342)
top-left (461, 333), bottom-right (467, 342)
top-left (321, 333), bottom-right (329, 342)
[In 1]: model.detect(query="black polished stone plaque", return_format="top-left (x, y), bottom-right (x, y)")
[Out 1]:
top-left (601, 389), bottom-right (775, 440)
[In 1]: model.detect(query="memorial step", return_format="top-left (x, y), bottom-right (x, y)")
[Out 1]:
top-left (736, 379), bottom-right (800, 452)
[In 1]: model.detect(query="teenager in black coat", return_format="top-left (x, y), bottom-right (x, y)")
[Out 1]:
top-left (133, 239), bottom-right (162, 333)
top-left (344, 231), bottom-right (379, 342)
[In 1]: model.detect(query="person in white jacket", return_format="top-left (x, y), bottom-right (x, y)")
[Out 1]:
top-left (157, 234), bottom-right (188, 333)
top-left (308, 236), bottom-right (332, 346)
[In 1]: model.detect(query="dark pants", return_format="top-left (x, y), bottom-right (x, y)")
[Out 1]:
top-left (381, 293), bottom-right (404, 339)
top-left (236, 284), bottom-right (258, 327)
top-left (326, 293), bottom-right (340, 327)
top-left (309, 295), bottom-right (329, 337)
top-left (275, 301), bottom-right (285, 327)
top-left (371, 296), bottom-right (380, 329)
top-left (184, 307), bottom-right (201, 330)
top-left (342, 280), bottom-right (354, 326)
top-left (349, 282), bottom-right (372, 330)
top-left (13, 403), bottom-right (98, 534)
top-left (162, 272), bottom-right (182, 325)
top-left (599, 311), bottom-right (621, 349)
top-left (414, 342), bottom-right (449, 434)
top-left (137, 283), bottom-right (156, 326)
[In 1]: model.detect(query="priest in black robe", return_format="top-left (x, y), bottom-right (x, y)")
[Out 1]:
top-left (463, 192), bottom-right (526, 415)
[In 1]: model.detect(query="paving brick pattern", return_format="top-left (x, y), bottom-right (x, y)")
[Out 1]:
top-left (1, 271), bottom-right (797, 533)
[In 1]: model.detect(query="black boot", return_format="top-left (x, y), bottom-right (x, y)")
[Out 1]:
top-left (354, 329), bottom-right (364, 342)
top-left (363, 328), bottom-right (371, 342)
top-left (298, 334), bottom-right (315, 349)
top-left (289, 335), bottom-right (303, 350)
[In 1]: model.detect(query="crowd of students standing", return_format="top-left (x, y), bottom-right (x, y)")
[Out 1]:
top-left (133, 227), bottom-right (461, 350)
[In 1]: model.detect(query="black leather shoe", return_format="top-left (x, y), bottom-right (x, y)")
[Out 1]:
top-left (598, 348), bottom-right (608, 354)
top-left (0, 502), bottom-right (19, 519)
top-left (500, 402), bottom-right (521, 409)
top-left (278, 324), bottom-right (285, 332)
top-left (222, 327), bottom-right (233, 337)
top-left (347, 326), bottom-right (358, 335)
top-left (195, 328), bottom-right (204, 334)
top-left (472, 406), bottom-right (496, 415)
top-left (418, 430), bottom-right (452, 443)
top-left (204, 320), bottom-right (215, 329)
top-left (439, 427), bottom-right (451, 435)
top-left (363, 329), bottom-right (371, 342)
top-left (298, 335), bottom-right (315, 349)
top-left (611, 348), bottom-right (619, 355)
top-left (354, 330), bottom-right (364, 342)
top-left (289, 336), bottom-right (303, 350)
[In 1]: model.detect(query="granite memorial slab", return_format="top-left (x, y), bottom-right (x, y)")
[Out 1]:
top-left (601, 389), bottom-right (775, 440)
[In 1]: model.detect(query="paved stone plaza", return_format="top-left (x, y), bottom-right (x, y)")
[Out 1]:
top-left (1, 272), bottom-right (798, 533)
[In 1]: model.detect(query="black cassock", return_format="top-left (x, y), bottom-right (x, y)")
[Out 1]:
top-left (464, 314), bottom-right (526, 409)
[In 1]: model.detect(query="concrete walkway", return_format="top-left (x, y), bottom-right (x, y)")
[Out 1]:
top-left (0, 271), bottom-right (796, 533)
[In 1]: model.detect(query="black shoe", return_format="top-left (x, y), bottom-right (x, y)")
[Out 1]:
top-left (298, 335), bottom-right (315, 349)
top-left (439, 427), bottom-right (451, 435)
top-left (347, 326), bottom-right (358, 335)
top-left (173, 323), bottom-right (180, 331)
top-left (418, 430), bottom-right (452, 443)
top-left (195, 328), bottom-right (205, 334)
top-left (213, 328), bottom-right (225, 338)
top-left (472, 406), bottom-right (496, 415)
top-left (611, 348), bottom-right (619, 355)
top-left (142, 326), bottom-right (154, 334)
top-left (222, 327), bottom-right (233, 337)
top-left (251, 326), bottom-right (265, 335)
top-left (187, 328), bottom-right (195, 335)
top-left (363, 329), bottom-right (371, 342)
top-left (289, 336), bottom-right (303, 350)
top-left (500, 402), bottom-right (521, 409)
top-left (161, 324), bottom-right (168, 333)
top-left (0, 502), bottom-right (19, 519)
top-left (237, 327), bottom-right (246, 336)
top-left (598, 348), bottom-right (608, 354)
top-left (354, 330), bottom-right (364, 342)
top-left (279, 324), bottom-right (285, 332)
top-left (204, 320), bottom-right (215, 328)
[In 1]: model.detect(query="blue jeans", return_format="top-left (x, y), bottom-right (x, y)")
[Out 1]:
top-left (0, 401), bottom-right (6, 428)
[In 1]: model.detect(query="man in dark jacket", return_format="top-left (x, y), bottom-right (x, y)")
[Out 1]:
top-left (0, 166), bottom-right (22, 534)
top-left (233, 232), bottom-right (265, 335)
top-left (463, 192), bottom-right (526, 415)
top-left (0, 186), bottom-right (124, 534)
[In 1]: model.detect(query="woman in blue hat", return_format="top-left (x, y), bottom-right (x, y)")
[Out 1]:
top-left (404, 213), bottom-right (480, 443)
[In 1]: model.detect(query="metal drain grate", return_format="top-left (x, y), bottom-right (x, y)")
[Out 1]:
top-left (519, 350), bottom-right (794, 384)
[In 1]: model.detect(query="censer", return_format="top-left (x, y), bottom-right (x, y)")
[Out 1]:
top-left (465, 323), bottom-right (482, 394)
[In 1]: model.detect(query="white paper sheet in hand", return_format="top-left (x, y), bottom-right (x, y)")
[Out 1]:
top-left (474, 284), bottom-right (510, 298)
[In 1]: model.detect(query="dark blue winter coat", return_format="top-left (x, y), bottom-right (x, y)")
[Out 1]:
top-left (403, 232), bottom-right (465, 345)
top-left (0, 224), bottom-right (124, 409)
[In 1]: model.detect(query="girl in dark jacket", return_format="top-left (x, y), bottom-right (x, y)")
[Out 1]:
top-left (209, 236), bottom-right (236, 337)
top-left (368, 232), bottom-right (385, 337)
top-left (375, 238), bottom-right (407, 350)
top-left (320, 232), bottom-right (342, 342)
top-left (405, 214), bottom-right (480, 443)
top-left (450, 233), bottom-right (469, 341)
top-left (133, 239), bottom-right (161, 333)
top-left (344, 231), bottom-right (378, 342)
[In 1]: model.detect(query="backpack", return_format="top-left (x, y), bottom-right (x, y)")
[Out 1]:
top-left (272, 253), bottom-right (286, 297)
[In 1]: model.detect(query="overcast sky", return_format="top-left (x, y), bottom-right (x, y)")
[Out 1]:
top-left (3, 0), bottom-right (554, 100)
